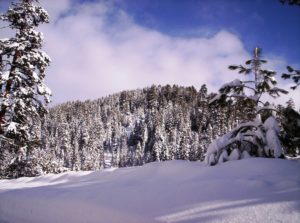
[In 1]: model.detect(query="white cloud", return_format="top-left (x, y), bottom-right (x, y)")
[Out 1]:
top-left (39, 0), bottom-right (251, 104)
top-left (40, 0), bottom-right (71, 22)
top-left (2, 0), bottom-right (299, 109)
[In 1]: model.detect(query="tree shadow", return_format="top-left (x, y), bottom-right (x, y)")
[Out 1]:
top-left (156, 188), bottom-right (300, 223)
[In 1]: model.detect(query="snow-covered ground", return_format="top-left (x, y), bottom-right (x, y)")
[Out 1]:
top-left (0, 158), bottom-right (299, 223)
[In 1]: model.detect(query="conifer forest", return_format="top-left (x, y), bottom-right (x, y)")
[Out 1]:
top-left (1, 83), bottom-right (299, 178)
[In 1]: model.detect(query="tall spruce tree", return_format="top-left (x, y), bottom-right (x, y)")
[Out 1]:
top-left (0, 0), bottom-right (51, 177)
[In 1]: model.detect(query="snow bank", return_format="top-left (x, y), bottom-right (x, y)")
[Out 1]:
top-left (0, 159), bottom-right (300, 223)
top-left (263, 116), bottom-right (283, 158)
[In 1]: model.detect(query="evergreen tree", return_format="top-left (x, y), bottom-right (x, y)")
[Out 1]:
top-left (206, 47), bottom-right (288, 165)
top-left (282, 66), bottom-right (300, 90)
top-left (280, 105), bottom-right (300, 156)
top-left (0, 0), bottom-right (51, 177)
top-left (286, 98), bottom-right (296, 109)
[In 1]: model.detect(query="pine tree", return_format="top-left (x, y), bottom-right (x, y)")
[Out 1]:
top-left (282, 66), bottom-right (300, 90)
top-left (286, 98), bottom-right (296, 109)
top-left (0, 0), bottom-right (51, 177)
top-left (280, 105), bottom-right (300, 156)
top-left (206, 47), bottom-right (288, 165)
top-left (280, 0), bottom-right (300, 6)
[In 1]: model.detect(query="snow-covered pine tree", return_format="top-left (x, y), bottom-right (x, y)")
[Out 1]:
top-left (205, 47), bottom-right (288, 165)
top-left (0, 0), bottom-right (51, 177)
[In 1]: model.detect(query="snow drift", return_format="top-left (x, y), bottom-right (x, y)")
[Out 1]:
top-left (0, 158), bottom-right (299, 223)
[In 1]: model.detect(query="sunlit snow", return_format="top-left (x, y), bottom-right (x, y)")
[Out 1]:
top-left (0, 158), bottom-right (299, 223)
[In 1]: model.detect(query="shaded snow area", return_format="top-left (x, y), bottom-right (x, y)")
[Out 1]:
top-left (0, 159), bottom-right (300, 223)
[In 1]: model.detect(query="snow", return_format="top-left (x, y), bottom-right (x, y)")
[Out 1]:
top-left (241, 150), bottom-right (251, 159)
top-left (7, 42), bottom-right (19, 48)
top-left (0, 158), bottom-right (299, 223)
top-left (7, 122), bottom-right (17, 133)
top-left (20, 87), bottom-right (29, 95)
top-left (37, 83), bottom-right (52, 96)
top-left (32, 71), bottom-right (39, 82)
top-left (263, 116), bottom-right (283, 158)
top-left (228, 148), bottom-right (240, 161)
top-left (104, 152), bottom-right (113, 168)
top-left (249, 94), bottom-right (259, 101)
top-left (0, 71), bottom-right (9, 81)
top-left (218, 150), bottom-right (228, 163)
top-left (205, 132), bottom-right (231, 164)
top-left (209, 93), bottom-right (222, 104)
top-left (1, 71), bottom-right (10, 81)
top-left (264, 116), bottom-right (280, 133)
top-left (220, 79), bottom-right (243, 89)
top-left (208, 153), bottom-right (216, 166)
top-left (125, 125), bottom-right (133, 138)
top-left (257, 104), bottom-right (277, 113)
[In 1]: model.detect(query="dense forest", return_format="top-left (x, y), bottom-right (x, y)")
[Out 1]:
top-left (1, 84), bottom-right (299, 178)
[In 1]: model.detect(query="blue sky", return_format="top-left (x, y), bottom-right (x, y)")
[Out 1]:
top-left (0, 0), bottom-right (299, 107)
top-left (113, 0), bottom-right (300, 64)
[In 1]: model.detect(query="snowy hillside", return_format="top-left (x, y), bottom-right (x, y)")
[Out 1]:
top-left (0, 158), bottom-right (299, 223)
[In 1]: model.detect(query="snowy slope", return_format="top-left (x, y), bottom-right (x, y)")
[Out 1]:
top-left (0, 158), bottom-right (299, 223)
